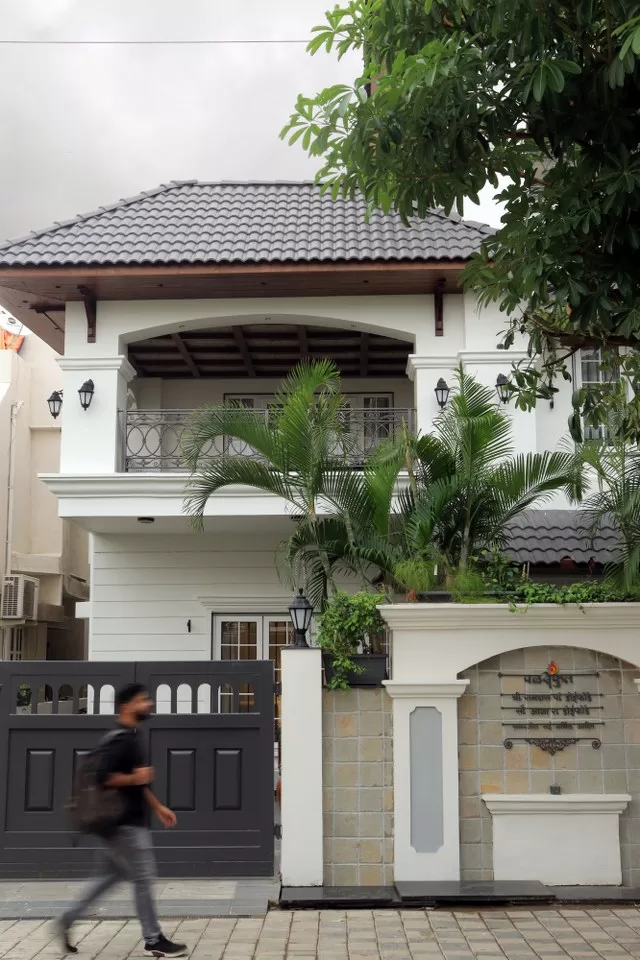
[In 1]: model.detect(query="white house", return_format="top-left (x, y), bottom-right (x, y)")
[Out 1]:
top-left (0, 180), bottom-right (611, 666)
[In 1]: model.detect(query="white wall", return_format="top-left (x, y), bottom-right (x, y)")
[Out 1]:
top-left (89, 530), bottom-right (297, 660)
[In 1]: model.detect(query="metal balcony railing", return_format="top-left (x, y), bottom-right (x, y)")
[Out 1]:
top-left (123, 407), bottom-right (416, 472)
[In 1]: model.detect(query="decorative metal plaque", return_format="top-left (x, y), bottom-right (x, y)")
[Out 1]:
top-left (499, 662), bottom-right (604, 753)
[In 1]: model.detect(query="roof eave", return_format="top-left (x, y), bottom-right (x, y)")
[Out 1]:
top-left (0, 258), bottom-right (471, 354)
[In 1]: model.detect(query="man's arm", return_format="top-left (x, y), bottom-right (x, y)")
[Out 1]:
top-left (144, 788), bottom-right (177, 829)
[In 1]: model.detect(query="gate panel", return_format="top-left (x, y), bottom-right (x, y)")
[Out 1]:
top-left (0, 662), bottom-right (136, 878)
top-left (0, 661), bottom-right (275, 878)
top-left (135, 661), bottom-right (274, 877)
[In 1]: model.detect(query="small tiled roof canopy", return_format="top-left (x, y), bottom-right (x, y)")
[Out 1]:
top-left (505, 511), bottom-right (620, 566)
top-left (0, 181), bottom-right (494, 268)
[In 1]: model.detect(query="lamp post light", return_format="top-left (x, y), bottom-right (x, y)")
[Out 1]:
top-left (288, 588), bottom-right (313, 648)
top-left (47, 390), bottom-right (63, 419)
top-left (434, 378), bottom-right (450, 409)
top-left (495, 373), bottom-right (511, 404)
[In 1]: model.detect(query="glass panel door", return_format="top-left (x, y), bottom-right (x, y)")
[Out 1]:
top-left (265, 618), bottom-right (294, 719)
top-left (216, 618), bottom-right (261, 712)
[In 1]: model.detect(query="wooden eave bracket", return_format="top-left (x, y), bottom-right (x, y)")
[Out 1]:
top-left (434, 278), bottom-right (446, 337)
top-left (78, 285), bottom-right (97, 343)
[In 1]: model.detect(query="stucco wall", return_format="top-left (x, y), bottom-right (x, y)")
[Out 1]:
top-left (458, 646), bottom-right (640, 886)
top-left (322, 688), bottom-right (394, 886)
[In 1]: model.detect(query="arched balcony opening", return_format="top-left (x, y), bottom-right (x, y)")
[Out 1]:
top-left (123, 318), bottom-right (416, 472)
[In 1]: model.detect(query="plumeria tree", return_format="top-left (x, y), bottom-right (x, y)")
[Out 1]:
top-left (282, 0), bottom-right (640, 438)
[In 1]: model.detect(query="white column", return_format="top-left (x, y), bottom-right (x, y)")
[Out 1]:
top-left (384, 680), bottom-right (468, 881)
top-left (381, 604), bottom-right (469, 882)
top-left (280, 647), bottom-right (323, 886)
top-left (58, 356), bottom-right (136, 473)
top-left (407, 355), bottom-right (458, 434)
top-left (458, 349), bottom-right (537, 455)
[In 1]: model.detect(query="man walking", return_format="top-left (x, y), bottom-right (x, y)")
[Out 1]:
top-left (59, 683), bottom-right (188, 957)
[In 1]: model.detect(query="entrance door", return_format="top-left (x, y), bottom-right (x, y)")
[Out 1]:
top-left (214, 616), bottom-right (294, 766)
top-left (214, 616), bottom-right (293, 672)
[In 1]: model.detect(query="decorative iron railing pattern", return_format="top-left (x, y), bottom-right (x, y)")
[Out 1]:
top-left (124, 407), bottom-right (416, 471)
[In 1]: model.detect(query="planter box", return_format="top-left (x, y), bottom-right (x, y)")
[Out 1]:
top-left (322, 653), bottom-right (388, 688)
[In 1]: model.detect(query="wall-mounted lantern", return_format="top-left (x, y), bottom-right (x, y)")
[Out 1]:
top-left (434, 378), bottom-right (450, 409)
top-left (47, 390), bottom-right (63, 419)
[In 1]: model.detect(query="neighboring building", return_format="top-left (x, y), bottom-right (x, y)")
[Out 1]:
top-left (0, 323), bottom-right (88, 660)
top-left (0, 180), bottom-right (604, 664)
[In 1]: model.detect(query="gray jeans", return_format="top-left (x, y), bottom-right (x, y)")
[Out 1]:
top-left (63, 825), bottom-right (160, 942)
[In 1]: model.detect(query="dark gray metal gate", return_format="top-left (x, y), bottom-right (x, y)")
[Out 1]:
top-left (0, 660), bottom-right (274, 878)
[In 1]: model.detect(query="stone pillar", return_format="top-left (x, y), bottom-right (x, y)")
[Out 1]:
top-left (58, 356), bottom-right (136, 473)
top-left (384, 680), bottom-right (468, 881)
top-left (407, 355), bottom-right (458, 434)
top-left (280, 647), bottom-right (323, 886)
top-left (380, 605), bottom-right (474, 881)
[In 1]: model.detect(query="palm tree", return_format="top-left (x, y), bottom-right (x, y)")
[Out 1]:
top-left (406, 367), bottom-right (586, 571)
top-left (579, 439), bottom-right (640, 589)
top-left (182, 360), bottom-right (355, 597)
top-left (287, 368), bottom-right (585, 596)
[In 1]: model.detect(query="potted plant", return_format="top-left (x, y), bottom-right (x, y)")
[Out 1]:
top-left (392, 553), bottom-right (456, 602)
top-left (317, 590), bottom-right (388, 690)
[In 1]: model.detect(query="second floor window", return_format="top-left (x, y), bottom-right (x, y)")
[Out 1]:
top-left (579, 348), bottom-right (620, 441)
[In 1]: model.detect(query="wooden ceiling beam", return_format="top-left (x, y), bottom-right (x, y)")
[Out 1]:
top-left (232, 326), bottom-right (256, 377)
top-left (298, 327), bottom-right (309, 361)
top-left (77, 284), bottom-right (97, 343)
top-left (170, 333), bottom-right (201, 378)
top-left (360, 333), bottom-right (370, 377)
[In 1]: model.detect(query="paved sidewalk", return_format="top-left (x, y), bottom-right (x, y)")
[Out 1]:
top-left (5, 907), bottom-right (640, 959)
top-left (0, 880), bottom-right (280, 920)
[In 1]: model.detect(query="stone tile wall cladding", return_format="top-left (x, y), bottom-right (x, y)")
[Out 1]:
top-left (322, 688), bottom-right (394, 886)
top-left (458, 646), bottom-right (640, 885)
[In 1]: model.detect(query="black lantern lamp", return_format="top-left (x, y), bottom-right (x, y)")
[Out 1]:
top-left (47, 390), bottom-right (63, 419)
top-left (434, 378), bottom-right (450, 409)
top-left (78, 379), bottom-right (95, 411)
top-left (288, 588), bottom-right (313, 648)
top-left (495, 373), bottom-right (511, 404)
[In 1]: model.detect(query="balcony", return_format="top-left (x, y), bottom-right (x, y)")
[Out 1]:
top-left (124, 407), bottom-right (417, 472)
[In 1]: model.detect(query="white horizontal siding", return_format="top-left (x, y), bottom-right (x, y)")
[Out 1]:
top-left (89, 532), bottom-right (295, 662)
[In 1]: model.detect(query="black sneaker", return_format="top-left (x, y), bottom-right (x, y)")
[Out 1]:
top-left (57, 919), bottom-right (78, 955)
top-left (144, 935), bottom-right (188, 957)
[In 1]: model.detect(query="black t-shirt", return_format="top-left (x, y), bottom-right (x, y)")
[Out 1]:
top-left (97, 725), bottom-right (147, 827)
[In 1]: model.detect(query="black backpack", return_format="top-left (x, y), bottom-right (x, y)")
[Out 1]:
top-left (68, 729), bottom-right (127, 837)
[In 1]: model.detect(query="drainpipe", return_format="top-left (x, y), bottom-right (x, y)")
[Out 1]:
top-left (2, 401), bottom-right (23, 659)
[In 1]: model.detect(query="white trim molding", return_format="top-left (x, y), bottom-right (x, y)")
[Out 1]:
top-left (58, 355), bottom-right (137, 382)
top-left (483, 793), bottom-right (631, 885)
top-left (384, 681), bottom-right (469, 699)
top-left (457, 350), bottom-right (529, 366)
top-left (198, 598), bottom-right (292, 614)
top-left (482, 794), bottom-right (631, 816)
top-left (379, 602), bottom-right (640, 677)
top-left (406, 355), bottom-right (458, 380)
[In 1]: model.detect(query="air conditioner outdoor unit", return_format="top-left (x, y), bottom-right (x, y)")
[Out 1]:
top-left (1, 575), bottom-right (39, 620)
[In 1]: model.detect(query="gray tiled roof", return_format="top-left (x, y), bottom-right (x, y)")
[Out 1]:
top-left (505, 510), bottom-right (620, 566)
top-left (0, 180), bottom-right (493, 268)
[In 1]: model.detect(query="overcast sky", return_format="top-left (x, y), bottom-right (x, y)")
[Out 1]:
top-left (0, 0), bottom-right (502, 243)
